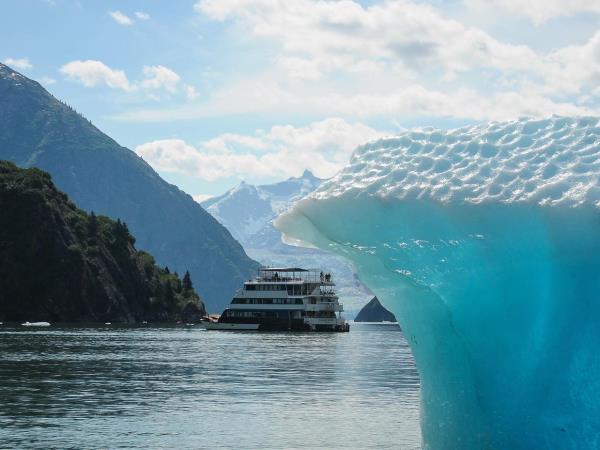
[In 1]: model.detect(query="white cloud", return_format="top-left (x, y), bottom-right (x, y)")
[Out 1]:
top-left (185, 85), bottom-right (199, 100)
top-left (464, 0), bottom-right (600, 24)
top-left (39, 76), bottom-right (56, 86)
top-left (141, 65), bottom-right (181, 93)
top-left (109, 10), bottom-right (133, 26)
top-left (185, 0), bottom-right (600, 123)
top-left (59, 1), bottom-right (595, 128)
top-left (195, 0), bottom-right (540, 79)
top-left (135, 11), bottom-right (150, 21)
top-left (193, 194), bottom-right (213, 203)
top-left (544, 31), bottom-right (600, 95)
top-left (59, 61), bottom-right (186, 95)
top-left (3, 57), bottom-right (32, 70)
top-left (112, 71), bottom-right (594, 124)
top-left (135, 118), bottom-right (385, 181)
top-left (60, 60), bottom-right (131, 91)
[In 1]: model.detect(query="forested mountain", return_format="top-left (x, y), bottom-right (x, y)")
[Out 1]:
top-left (0, 161), bottom-right (205, 322)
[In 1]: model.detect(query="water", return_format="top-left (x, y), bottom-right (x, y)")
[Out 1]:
top-left (0, 323), bottom-right (420, 449)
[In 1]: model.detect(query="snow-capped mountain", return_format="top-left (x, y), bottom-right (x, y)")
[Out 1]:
top-left (202, 170), bottom-right (372, 314)
top-left (202, 170), bottom-right (322, 248)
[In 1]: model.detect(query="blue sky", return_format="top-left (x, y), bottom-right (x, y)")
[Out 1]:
top-left (2, 0), bottom-right (600, 199)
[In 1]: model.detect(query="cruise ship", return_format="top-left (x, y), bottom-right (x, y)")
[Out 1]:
top-left (202, 267), bottom-right (349, 332)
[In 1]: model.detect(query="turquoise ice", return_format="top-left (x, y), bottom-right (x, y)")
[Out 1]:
top-left (276, 117), bottom-right (600, 450)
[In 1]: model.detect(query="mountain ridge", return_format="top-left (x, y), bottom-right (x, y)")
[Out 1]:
top-left (202, 170), bottom-right (324, 248)
top-left (0, 62), bottom-right (259, 312)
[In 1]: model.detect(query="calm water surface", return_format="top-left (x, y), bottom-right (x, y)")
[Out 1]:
top-left (0, 323), bottom-right (420, 449)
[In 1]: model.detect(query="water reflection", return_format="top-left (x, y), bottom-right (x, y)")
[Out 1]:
top-left (0, 323), bottom-right (420, 449)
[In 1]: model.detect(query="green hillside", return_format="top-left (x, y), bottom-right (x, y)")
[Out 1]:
top-left (0, 161), bottom-right (205, 322)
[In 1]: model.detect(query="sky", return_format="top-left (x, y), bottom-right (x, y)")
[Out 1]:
top-left (2, 0), bottom-right (600, 200)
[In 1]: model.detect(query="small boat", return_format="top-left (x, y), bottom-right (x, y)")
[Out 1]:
top-left (21, 321), bottom-right (50, 327)
top-left (201, 267), bottom-right (349, 332)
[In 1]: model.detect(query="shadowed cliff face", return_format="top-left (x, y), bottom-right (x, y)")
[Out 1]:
top-left (0, 161), bottom-right (205, 323)
top-left (0, 63), bottom-right (259, 312)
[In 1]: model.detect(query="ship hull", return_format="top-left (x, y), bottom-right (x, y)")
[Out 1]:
top-left (200, 322), bottom-right (260, 331)
top-left (202, 317), bottom-right (348, 332)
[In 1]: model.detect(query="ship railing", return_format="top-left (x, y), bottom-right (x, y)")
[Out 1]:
top-left (257, 268), bottom-right (335, 284)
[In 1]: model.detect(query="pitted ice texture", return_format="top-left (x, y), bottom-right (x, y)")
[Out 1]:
top-left (314, 116), bottom-right (600, 208)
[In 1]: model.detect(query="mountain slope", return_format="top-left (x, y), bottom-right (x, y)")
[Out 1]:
top-left (0, 63), bottom-right (259, 312)
top-left (0, 161), bottom-right (205, 322)
top-left (202, 171), bottom-right (373, 313)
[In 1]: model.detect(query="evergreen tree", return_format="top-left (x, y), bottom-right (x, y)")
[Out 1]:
top-left (164, 281), bottom-right (175, 306)
top-left (88, 211), bottom-right (98, 236)
top-left (164, 266), bottom-right (170, 274)
top-left (182, 270), bottom-right (193, 291)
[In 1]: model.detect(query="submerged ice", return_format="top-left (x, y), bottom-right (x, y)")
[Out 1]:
top-left (276, 117), bottom-right (600, 450)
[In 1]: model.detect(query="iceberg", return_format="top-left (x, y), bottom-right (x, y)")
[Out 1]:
top-left (276, 117), bottom-right (600, 450)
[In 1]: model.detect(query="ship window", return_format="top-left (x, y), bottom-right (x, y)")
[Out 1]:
top-left (245, 284), bottom-right (255, 291)
top-left (295, 299), bottom-right (303, 305)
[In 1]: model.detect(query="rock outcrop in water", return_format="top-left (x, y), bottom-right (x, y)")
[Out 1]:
top-left (0, 62), bottom-right (259, 312)
top-left (354, 297), bottom-right (397, 322)
top-left (277, 116), bottom-right (600, 450)
top-left (0, 161), bottom-right (205, 323)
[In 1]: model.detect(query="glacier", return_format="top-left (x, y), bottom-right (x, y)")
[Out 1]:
top-left (276, 117), bottom-right (600, 450)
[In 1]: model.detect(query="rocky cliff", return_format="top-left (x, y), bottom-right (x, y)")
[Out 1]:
top-left (354, 297), bottom-right (397, 323)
